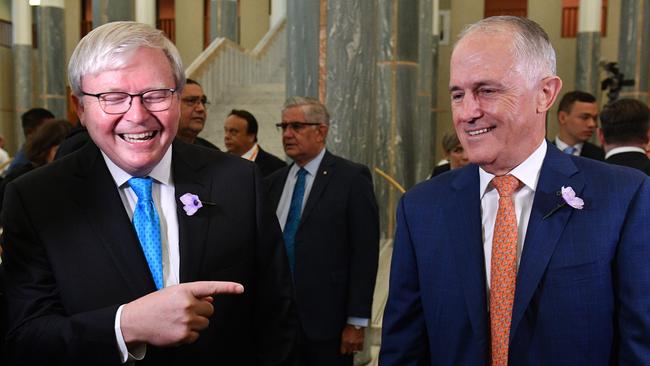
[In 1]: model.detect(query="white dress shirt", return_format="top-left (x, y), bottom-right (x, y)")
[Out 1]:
top-left (480, 140), bottom-right (546, 290)
top-left (103, 147), bottom-right (180, 363)
top-left (605, 146), bottom-right (647, 159)
top-left (275, 147), bottom-right (326, 230)
top-left (555, 136), bottom-right (583, 156)
top-left (241, 143), bottom-right (259, 161)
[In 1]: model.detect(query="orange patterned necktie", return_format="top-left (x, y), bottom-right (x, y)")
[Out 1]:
top-left (490, 175), bottom-right (520, 366)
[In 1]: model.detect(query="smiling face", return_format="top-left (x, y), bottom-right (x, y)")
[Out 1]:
top-left (449, 30), bottom-right (561, 175)
top-left (73, 47), bottom-right (179, 177)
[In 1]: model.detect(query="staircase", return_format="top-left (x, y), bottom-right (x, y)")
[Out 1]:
top-left (186, 18), bottom-right (287, 158)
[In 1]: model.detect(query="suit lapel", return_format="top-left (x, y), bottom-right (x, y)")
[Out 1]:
top-left (172, 141), bottom-right (212, 283)
top-left (510, 146), bottom-right (584, 339)
top-left (299, 150), bottom-right (334, 225)
top-left (449, 165), bottom-right (489, 339)
top-left (72, 143), bottom-right (157, 297)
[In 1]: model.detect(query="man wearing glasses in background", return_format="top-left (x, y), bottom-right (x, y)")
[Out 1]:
top-left (178, 78), bottom-right (219, 150)
top-left (265, 97), bottom-right (379, 366)
top-left (2, 21), bottom-right (296, 365)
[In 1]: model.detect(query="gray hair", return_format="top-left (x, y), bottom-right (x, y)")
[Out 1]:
top-left (455, 16), bottom-right (556, 83)
top-left (282, 96), bottom-right (330, 125)
top-left (68, 21), bottom-right (185, 97)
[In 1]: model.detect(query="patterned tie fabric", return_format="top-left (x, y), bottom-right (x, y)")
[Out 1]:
top-left (563, 146), bottom-right (577, 155)
top-left (490, 175), bottom-right (521, 366)
top-left (128, 177), bottom-right (164, 290)
top-left (283, 168), bottom-right (307, 273)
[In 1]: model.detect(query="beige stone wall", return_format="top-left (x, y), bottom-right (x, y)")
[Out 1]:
top-left (64, 0), bottom-right (81, 69)
top-left (240, 0), bottom-right (269, 50)
top-left (176, 0), bottom-right (204, 68)
top-left (0, 0), bottom-right (10, 20)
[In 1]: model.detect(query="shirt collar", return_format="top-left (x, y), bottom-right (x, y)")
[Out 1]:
top-left (102, 146), bottom-right (173, 188)
top-left (555, 136), bottom-right (584, 152)
top-left (289, 147), bottom-right (326, 178)
top-left (479, 140), bottom-right (547, 198)
top-left (605, 146), bottom-right (647, 159)
top-left (241, 143), bottom-right (259, 160)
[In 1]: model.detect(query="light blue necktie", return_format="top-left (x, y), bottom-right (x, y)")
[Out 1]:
top-left (563, 146), bottom-right (577, 155)
top-left (283, 168), bottom-right (307, 273)
top-left (128, 177), bottom-right (164, 290)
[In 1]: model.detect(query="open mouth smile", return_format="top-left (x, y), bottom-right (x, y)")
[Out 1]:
top-left (467, 127), bottom-right (495, 136)
top-left (120, 131), bottom-right (158, 143)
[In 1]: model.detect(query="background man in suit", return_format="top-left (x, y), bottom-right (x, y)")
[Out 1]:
top-left (224, 109), bottom-right (286, 176)
top-left (5, 107), bottom-right (54, 176)
top-left (178, 78), bottom-right (219, 150)
top-left (553, 90), bottom-right (605, 160)
top-left (380, 16), bottom-right (650, 365)
top-left (1, 21), bottom-right (296, 365)
top-left (598, 98), bottom-right (650, 174)
top-left (265, 97), bottom-right (379, 366)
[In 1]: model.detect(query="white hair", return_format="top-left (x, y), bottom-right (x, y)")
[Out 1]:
top-left (455, 16), bottom-right (557, 85)
top-left (68, 21), bottom-right (185, 96)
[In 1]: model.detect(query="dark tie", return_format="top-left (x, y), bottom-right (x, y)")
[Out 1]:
top-left (563, 146), bottom-right (577, 155)
top-left (490, 175), bottom-right (520, 366)
top-left (128, 177), bottom-right (164, 290)
top-left (283, 168), bottom-right (307, 273)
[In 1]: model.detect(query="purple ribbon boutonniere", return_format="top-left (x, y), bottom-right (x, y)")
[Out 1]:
top-left (180, 193), bottom-right (216, 216)
top-left (543, 186), bottom-right (584, 219)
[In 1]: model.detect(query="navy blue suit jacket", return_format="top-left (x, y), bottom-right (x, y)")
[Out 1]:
top-left (380, 144), bottom-right (650, 365)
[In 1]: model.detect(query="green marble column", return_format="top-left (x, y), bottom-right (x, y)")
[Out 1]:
top-left (92, 0), bottom-right (134, 26)
top-left (375, 0), bottom-right (419, 238)
top-left (34, 1), bottom-right (67, 119)
top-left (618, 0), bottom-right (650, 103)
top-left (210, 0), bottom-right (239, 43)
top-left (11, 0), bottom-right (32, 149)
top-left (575, 0), bottom-right (601, 96)
top-left (286, 0), bottom-right (320, 98)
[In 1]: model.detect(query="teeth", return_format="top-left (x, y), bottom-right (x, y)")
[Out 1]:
top-left (122, 131), bottom-right (155, 142)
top-left (468, 127), bottom-right (493, 136)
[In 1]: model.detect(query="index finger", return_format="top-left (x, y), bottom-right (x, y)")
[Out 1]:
top-left (184, 281), bottom-right (244, 298)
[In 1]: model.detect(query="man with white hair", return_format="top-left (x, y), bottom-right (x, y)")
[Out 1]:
top-left (1, 21), bottom-right (296, 365)
top-left (381, 16), bottom-right (650, 365)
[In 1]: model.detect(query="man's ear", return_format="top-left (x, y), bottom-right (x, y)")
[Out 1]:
top-left (71, 95), bottom-right (86, 127)
top-left (537, 76), bottom-right (563, 114)
top-left (597, 128), bottom-right (606, 146)
top-left (317, 124), bottom-right (329, 142)
top-left (558, 110), bottom-right (568, 125)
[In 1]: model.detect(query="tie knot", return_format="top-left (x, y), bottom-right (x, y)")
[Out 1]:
top-left (296, 167), bottom-right (307, 178)
top-left (128, 177), bottom-right (153, 201)
top-left (563, 146), bottom-right (577, 155)
top-left (492, 175), bottom-right (520, 197)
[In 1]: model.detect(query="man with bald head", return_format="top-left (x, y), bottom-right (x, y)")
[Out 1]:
top-left (1, 21), bottom-right (296, 365)
top-left (381, 16), bottom-right (650, 365)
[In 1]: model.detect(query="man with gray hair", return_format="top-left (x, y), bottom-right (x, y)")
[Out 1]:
top-left (265, 97), bottom-right (379, 366)
top-left (1, 21), bottom-right (296, 365)
top-left (381, 16), bottom-right (650, 365)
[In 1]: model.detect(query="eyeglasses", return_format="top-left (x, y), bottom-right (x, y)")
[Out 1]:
top-left (81, 88), bottom-right (177, 115)
top-left (275, 121), bottom-right (322, 132)
top-left (182, 96), bottom-right (210, 107)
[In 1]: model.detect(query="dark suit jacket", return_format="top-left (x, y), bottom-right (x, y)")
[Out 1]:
top-left (430, 163), bottom-right (450, 178)
top-left (380, 145), bottom-right (650, 365)
top-left (551, 139), bottom-right (605, 161)
top-left (194, 136), bottom-right (220, 151)
top-left (265, 151), bottom-right (379, 341)
top-left (1, 140), bottom-right (297, 365)
top-left (605, 150), bottom-right (650, 175)
top-left (255, 147), bottom-right (286, 177)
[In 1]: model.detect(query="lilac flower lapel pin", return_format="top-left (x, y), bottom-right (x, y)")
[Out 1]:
top-left (561, 186), bottom-right (584, 209)
top-left (180, 193), bottom-right (203, 216)
top-left (543, 186), bottom-right (584, 219)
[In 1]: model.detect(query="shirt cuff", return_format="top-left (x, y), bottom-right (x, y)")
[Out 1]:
top-left (114, 304), bottom-right (147, 363)
top-left (347, 317), bottom-right (369, 328)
